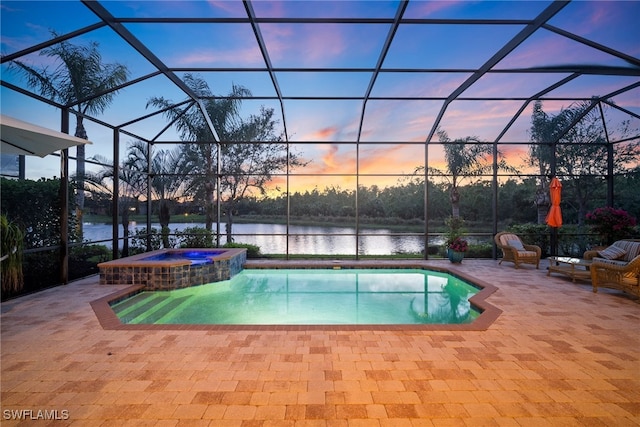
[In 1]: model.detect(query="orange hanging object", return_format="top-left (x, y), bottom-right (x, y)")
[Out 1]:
top-left (545, 177), bottom-right (562, 228)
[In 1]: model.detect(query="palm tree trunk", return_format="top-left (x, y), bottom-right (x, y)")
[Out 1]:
top-left (75, 118), bottom-right (88, 239)
top-left (225, 205), bottom-right (234, 243)
top-left (535, 185), bottom-right (550, 224)
top-left (122, 206), bottom-right (129, 258)
top-left (121, 208), bottom-right (129, 258)
top-left (159, 201), bottom-right (171, 248)
top-left (205, 180), bottom-right (214, 232)
top-left (450, 186), bottom-right (461, 218)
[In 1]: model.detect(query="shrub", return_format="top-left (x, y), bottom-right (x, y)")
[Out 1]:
top-left (21, 250), bottom-right (60, 296)
top-left (223, 242), bottom-right (261, 258)
top-left (176, 227), bottom-right (214, 248)
top-left (586, 206), bottom-right (637, 245)
top-left (129, 227), bottom-right (174, 254)
top-left (467, 243), bottom-right (493, 258)
top-left (69, 244), bottom-right (110, 279)
top-left (1, 214), bottom-right (24, 295)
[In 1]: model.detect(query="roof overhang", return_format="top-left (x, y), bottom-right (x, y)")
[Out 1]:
top-left (0, 114), bottom-right (91, 158)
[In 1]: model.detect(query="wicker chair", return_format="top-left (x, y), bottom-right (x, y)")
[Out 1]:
top-left (585, 240), bottom-right (640, 298)
top-left (494, 232), bottom-right (541, 269)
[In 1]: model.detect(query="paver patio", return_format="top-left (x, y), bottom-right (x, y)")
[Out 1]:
top-left (2, 260), bottom-right (639, 426)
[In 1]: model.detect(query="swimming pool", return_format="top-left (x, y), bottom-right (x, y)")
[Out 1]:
top-left (110, 268), bottom-right (482, 325)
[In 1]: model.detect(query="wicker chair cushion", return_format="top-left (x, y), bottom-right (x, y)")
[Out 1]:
top-left (506, 239), bottom-right (525, 251)
top-left (597, 245), bottom-right (627, 260)
top-left (613, 240), bottom-right (640, 262)
top-left (593, 257), bottom-right (627, 267)
top-left (499, 233), bottom-right (519, 245)
top-left (516, 251), bottom-right (538, 257)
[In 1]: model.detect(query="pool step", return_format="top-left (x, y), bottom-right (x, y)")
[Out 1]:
top-left (135, 295), bottom-right (193, 324)
top-left (111, 292), bottom-right (155, 314)
top-left (112, 292), bottom-right (194, 324)
top-left (112, 293), bottom-right (169, 324)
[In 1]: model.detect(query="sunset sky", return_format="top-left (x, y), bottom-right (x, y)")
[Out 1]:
top-left (1, 0), bottom-right (639, 192)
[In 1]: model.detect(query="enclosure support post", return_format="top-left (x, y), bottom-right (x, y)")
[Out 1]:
top-left (355, 143), bottom-right (360, 260)
top-left (286, 142), bottom-right (290, 259)
top-left (216, 141), bottom-right (221, 248)
top-left (60, 109), bottom-right (70, 285)
top-left (146, 142), bottom-right (152, 250)
top-left (424, 142), bottom-right (429, 260)
top-left (492, 141), bottom-right (499, 260)
top-left (18, 155), bottom-right (25, 180)
top-left (598, 102), bottom-right (614, 207)
top-left (112, 129), bottom-right (120, 259)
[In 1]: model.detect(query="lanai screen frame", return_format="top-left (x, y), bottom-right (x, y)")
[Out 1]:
top-left (1, 0), bottom-right (639, 283)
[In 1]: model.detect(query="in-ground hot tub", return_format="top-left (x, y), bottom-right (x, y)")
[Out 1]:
top-left (98, 248), bottom-right (247, 290)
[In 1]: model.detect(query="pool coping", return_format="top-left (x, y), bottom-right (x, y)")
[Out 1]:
top-left (90, 260), bottom-right (502, 331)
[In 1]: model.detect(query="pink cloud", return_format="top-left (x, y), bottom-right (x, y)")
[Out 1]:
top-left (410, 1), bottom-right (463, 18)
top-left (261, 23), bottom-right (347, 67)
top-left (359, 144), bottom-right (424, 175)
top-left (311, 127), bottom-right (338, 140)
top-left (359, 100), bottom-right (441, 142)
top-left (499, 144), bottom-right (528, 161)
top-left (207, 0), bottom-right (243, 15)
top-left (249, 1), bottom-right (287, 19)
top-left (581, 1), bottom-right (623, 31)
top-left (1, 35), bottom-right (35, 53)
top-left (301, 143), bottom-right (357, 175)
top-left (321, 144), bottom-right (340, 170)
top-left (176, 46), bottom-right (263, 66)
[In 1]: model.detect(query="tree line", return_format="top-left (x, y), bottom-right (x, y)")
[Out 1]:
top-left (231, 173), bottom-right (639, 229)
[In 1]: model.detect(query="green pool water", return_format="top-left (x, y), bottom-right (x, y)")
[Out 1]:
top-left (110, 269), bottom-right (481, 325)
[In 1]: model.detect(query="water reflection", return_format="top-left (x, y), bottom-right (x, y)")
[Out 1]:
top-left (83, 222), bottom-right (442, 255)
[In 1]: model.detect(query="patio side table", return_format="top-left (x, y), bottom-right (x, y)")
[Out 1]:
top-left (547, 256), bottom-right (592, 282)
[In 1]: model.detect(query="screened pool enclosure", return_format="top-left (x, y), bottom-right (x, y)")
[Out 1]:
top-left (1, 1), bottom-right (639, 288)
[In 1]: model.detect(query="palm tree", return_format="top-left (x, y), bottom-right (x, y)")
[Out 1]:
top-left (148, 74), bottom-right (307, 242)
top-left (125, 140), bottom-right (184, 248)
top-left (428, 129), bottom-right (518, 218)
top-left (147, 75), bottom-right (250, 232)
top-left (529, 100), bottom-right (566, 224)
top-left (8, 33), bottom-right (129, 237)
top-left (84, 154), bottom-right (145, 257)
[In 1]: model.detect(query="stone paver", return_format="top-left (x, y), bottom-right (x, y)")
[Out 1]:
top-left (2, 260), bottom-right (639, 426)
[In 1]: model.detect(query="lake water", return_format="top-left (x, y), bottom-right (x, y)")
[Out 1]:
top-left (83, 222), bottom-right (439, 255)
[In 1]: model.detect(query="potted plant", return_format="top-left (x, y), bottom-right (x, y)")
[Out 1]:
top-left (585, 207), bottom-right (637, 245)
top-left (445, 216), bottom-right (468, 263)
top-left (1, 214), bottom-right (24, 295)
top-left (447, 237), bottom-right (468, 263)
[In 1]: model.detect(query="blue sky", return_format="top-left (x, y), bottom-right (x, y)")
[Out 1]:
top-left (1, 0), bottom-right (639, 189)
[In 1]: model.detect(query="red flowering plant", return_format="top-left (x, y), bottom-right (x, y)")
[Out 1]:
top-left (445, 216), bottom-right (468, 252)
top-left (449, 236), bottom-right (468, 253)
top-left (585, 207), bottom-right (637, 245)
